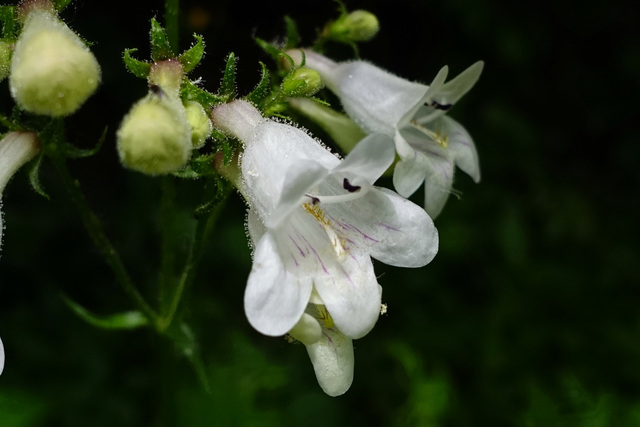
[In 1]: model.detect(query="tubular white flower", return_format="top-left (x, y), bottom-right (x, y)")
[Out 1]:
top-left (0, 132), bottom-right (40, 255)
top-left (211, 100), bottom-right (438, 394)
top-left (291, 50), bottom-right (483, 218)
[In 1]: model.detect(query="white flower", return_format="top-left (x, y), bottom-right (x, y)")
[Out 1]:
top-left (211, 100), bottom-right (438, 395)
top-left (1, 132), bottom-right (40, 256)
top-left (291, 50), bottom-right (483, 218)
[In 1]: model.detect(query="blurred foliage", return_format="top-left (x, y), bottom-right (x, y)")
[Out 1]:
top-left (1, 0), bottom-right (639, 426)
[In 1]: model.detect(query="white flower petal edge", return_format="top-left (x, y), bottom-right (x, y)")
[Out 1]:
top-left (291, 49), bottom-right (483, 217)
top-left (0, 335), bottom-right (4, 376)
top-left (0, 132), bottom-right (40, 255)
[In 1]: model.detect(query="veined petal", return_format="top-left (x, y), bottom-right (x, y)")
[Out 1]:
top-left (313, 250), bottom-right (381, 339)
top-left (437, 115), bottom-right (480, 183)
top-left (367, 187), bottom-right (439, 267)
top-left (244, 232), bottom-right (312, 336)
top-left (305, 322), bottom-right (354, 397)
top-left (332, 133), bottom-right (395, 185)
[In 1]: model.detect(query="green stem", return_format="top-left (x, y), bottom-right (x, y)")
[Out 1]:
top-left (165, 0), bottom-right (179, 53)
top-left (49, 143), bottom-right (160, 329)
top-left (159, 184), bottom-right (231, 331)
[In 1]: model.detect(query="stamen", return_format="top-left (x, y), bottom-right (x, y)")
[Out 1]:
top-left (425, 100), bottom-right (452, 111)
top-left (343, 178), bottom-right (361, 193)
top-left (409, 121), bottom-right (449, 149)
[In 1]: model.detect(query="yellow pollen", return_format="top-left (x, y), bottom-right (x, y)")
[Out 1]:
top-left (302, 202), bottom-right (331, 227)
top-left (302, 202), bottom-right (349, 257)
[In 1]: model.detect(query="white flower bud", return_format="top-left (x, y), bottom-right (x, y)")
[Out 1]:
top-left (117, 88), bottom-right (192, 175)
top-left (9, 6), bottom-right (101, 116)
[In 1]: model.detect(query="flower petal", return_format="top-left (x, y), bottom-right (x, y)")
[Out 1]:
top-left (332, 133), bottom-right (395, 185)
top-left (0, 335), bottom-right (4, 376)
top-left (305, 322), bottom-right (354, 397)
top-left (288, 312), bottom-right (322, 345)
top-left (423, 154), bottom-right (456, 219)
top-left (246, 208), bottom-right (266, 248)
top-left (437, 115), bottom-right (480, 183)
top-left (313, 251), bottom-right (381, 339)
top-left (393, 154), bottom-right (428, 198)
top-left (435, 61), bottom-right (484, 107)
top-left (244, 232), bottom-right (312, 336)
top-left (367, 187), bottom-right (439, 267)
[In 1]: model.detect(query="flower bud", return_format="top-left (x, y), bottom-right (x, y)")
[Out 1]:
top-left (0, 41), bottom-right (12, 83)
top-left (282, 67), bottom-right (324, 97)
top-left (184, 101), bottom-right (212, 149)
top-left (117, 88), bottom-right (192, 175)
top-left (9, 5), bottom-right (101, 116)
top-left (328, 10), bottom-right (379, 43)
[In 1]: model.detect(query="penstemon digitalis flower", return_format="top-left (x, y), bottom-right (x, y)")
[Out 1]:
top-left (288, 50), bottom-right (483, 218)
top-left (211, 100), bottom-right (438, 395)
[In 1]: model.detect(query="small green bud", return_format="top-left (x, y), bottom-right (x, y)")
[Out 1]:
top-left (9, 6), bottom-right (101, 116)
top-left (117, 89), bottom-right (192, 175)
top-left (0, 41), bottom-right (12, 82)
top-left (328, 10), bottom-right (379, 43)
top-left (282, 67), bottom-right (324, 97)
top-left (184, 101), bottom-right (212, 149)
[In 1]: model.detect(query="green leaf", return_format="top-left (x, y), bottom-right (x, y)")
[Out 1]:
top-left (62, 127), bottom-right (107, 159)
top-left (178, 34), bottom-right (205, 73)
top-left (254, 37), bottom-right (282, 62)
top-left (150, 17), bottom-right (174, 61)
top-left (123, 48), bottom-right (151, 79)
top-left (284, 16), bottom-right (300, 50)
top-left (62, 295), bottom-right (149, 330)
top-left (27, 153), bottom-right (49, 200)
top-left (181, 79), bottom-right (225, 109)
top-left (51, 0), bottom-right (73, 12)
top-left (0, 6), bottom-right (17, 39)
top-left (219, 53), bottom-right (236, 100)
top-left (246, 62), bottom-right (271, 106)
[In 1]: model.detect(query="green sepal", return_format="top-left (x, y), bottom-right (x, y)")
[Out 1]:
top-left (219, 53), bottom-right (237, 100)
top-left (51, 0), bottom-right (73, 12)
top-left (123, 48), bottom-right (151, 79)
top-left (0, 6), bottom-right (17, 39)
top-left (333, 0), bottom-right (348, 16)
top-left (263, 102), bottom-right (288, 117)
top-left (181, 79), bottom-right (225, 109)
top-left (172, 152), bottom-right (217, 179)
top-left (255, 38), bottom-right (282, 62)
top-left (178, 34), bottom-right (204, 73)
top-left (61, 127), bottom-right (106, 159)
top-left (150, 18), bottom-right (174, 61)
top-left (246, 62), bottom-right (270, 106)
top-left (27, 152), bottom-right (49, 200)
top-left (62, 295), bottom-right (149, 330)
top-left (284, 16), bottom-right (300, 50)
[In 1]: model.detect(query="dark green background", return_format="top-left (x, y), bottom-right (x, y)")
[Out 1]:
top-left (1, 0), bottom-right (639, 425)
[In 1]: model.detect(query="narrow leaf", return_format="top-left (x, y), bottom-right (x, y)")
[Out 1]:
top-left (167, 322), bottom-right (211, 393)
top-left (255, 37), bottom-right (282, 62)
top-left (123, 49), bottom-right (151, 79)
top-left (284, 16), bottom-right (300, 49)
top-left (27, 153), bottom-right (49, 200)
top-left (246, 62), bottom-right (271, 106)
top-left (62, 295), bottom-right (149, 330)
top-left (150, 17), bottom-right (174, 61)
top-left (219, 53), bottom-right (237, 100)
top-left (178, 34), bottom-right (205, 73)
